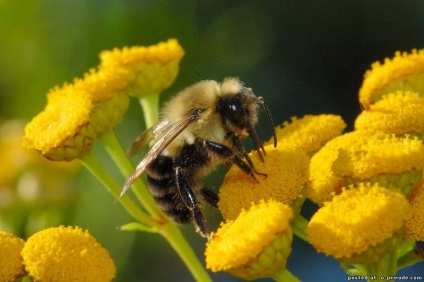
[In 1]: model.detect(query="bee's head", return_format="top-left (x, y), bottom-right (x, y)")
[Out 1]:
top-left (217, 78), bottom-right (277, 159)
top-left (216, 88), bottom-right (258, 138)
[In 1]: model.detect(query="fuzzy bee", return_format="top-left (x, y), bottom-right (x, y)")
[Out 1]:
top-left (122, 77), bottom-right (277, 238)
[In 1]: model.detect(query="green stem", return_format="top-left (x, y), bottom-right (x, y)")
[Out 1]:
top-left (291, 214), bottom-right (309, 242)
top-left (380, 239), bottom-right (399, 278)
top-left (363, 262), bottom-right (383, 281)
top-left (78, 152), bottom-right (155, 227)
top-left (159, 222), bottom-right (212, 282)
top-left (272, 269), bottom-right (301, 282)
top-left (99, 130), bottom-right (162, 218)
top-left (139, 92), bottom-right (160, 128)
top-left (121, 222), bottom-right (156, 233)
top-left (363, 243), bottom-right (399, 282)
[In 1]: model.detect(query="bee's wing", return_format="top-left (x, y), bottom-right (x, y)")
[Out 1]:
top-left (127, 120), bottom-right (171, 157)
top-left (121, 110), bottom-right (202, 196)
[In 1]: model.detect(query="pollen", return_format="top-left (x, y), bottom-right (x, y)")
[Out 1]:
top-left (355, 91), bottom-right (424, 138)
top-left (307, 184), bottom-right (412, 263)
top-left (265, 114), bottom-right (346, 155)
top-left (306, 131), bottom-right (373, 204)
top-left (359, 49), bottom-right (424, 109)
top-left (21, 226), bottom-right (116, 282)
top-left (306, 131), bottom-right (424, 203)
top-left (332, 134), bottom-right (424, 181)
top-left (73, 67), bottom-right (129, 102)
top-left (218, 143), bottom-right (309, 220)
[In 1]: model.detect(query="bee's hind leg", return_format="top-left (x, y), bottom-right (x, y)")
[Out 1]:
top-left (175, 167), bottom-right (210, 238)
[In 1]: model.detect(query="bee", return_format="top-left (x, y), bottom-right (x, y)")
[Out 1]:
top-left (122, 77), bottom-right (277, 238)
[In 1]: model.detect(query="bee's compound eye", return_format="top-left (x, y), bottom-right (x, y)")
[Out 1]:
top-left (217, 94), bottom-right (249, 128)
top-left (228, 99), bottom-right (243, 115)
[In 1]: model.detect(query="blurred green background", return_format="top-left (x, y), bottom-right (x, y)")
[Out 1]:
top-left (1, 1), bottom-right (424, 281)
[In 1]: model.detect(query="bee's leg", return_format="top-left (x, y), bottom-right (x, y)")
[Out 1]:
top-left (226, 133), bottom-right (267, 178)
top-left (175, 167), bottom-right (210, 238)
top-left (200, 187), bottom-right (219, 208)
top-left (203, 140), bottom-right (260, 181)
top-left (226, 132), bottom-right (254, 168)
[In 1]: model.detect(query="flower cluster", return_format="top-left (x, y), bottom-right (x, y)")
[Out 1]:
top-left (22, 39), bottom-right (184, 161)
top-left (20, 37), bottom-right (424, 281)
top-left (0, 226), bottom-right (115, 282)
top-left (205, 49), bottom-right (424, 280)
top-left (22, 69), bottom-right (130, 161)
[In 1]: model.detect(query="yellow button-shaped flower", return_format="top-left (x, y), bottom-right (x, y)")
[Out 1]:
top-left (73, 67), bottom-right (129, 102)
top-left (99, 38), bottom-right (184, 97)
top-left (22, 67), bottom-right (130, 161)
top-left (359, 49), bottom-right (424, 109)
top-left (22, 226), bottom-right (115, 282)
top-left (0, 230), bottom-right (25, 282)
top-left (355, 91), bottom-right (424, 139)
top-left (75, 68), bottom-right (130, 136)
top-left (306, 131), bottom-right (424, 203)
top-left (218, 143), bottom-right (309, 220)
top-left (306, 131), bottom-right (372, 204)
top-left (307, 184), bottom-right (412, 264)
top-left (206, 200), bottom-right (293, 280)
top-left (333, 134), bottom-right (424, 179)
top-left (22, 86), bottom-right (96, 161)
top-left (265, 114), bottom-right (346, 155)
top-left (332, 134), bottom-right (424, 196)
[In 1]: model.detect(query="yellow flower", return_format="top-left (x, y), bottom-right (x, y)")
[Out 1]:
top-left (22, 68), bottom-right (129, 161)
top-left (307, 184), bottom-right (412, 264)
top-left (404, 182), bottom-right (424, 241)
top-left (205, 200), bottom-right (293, 280)
top-left (22, 86), bottom-right (96, 161)
top-left (332, 134), bottom-right (424, 195)
top-left (265, 114), bottom-right (346, 155)
top-left (73, 67), bottom-right (129, 102)
top-left (0, 230), bottom-right (25, 282)
top-left (22, 226), bottom-right (116, 282)
top-left (218, 143), bottom-right (309, 220)
top-left (99, 38), bottom-right (184, 97)
top-left (306, 131), bottom-right (370, 204)
top-left (355, 91), bottom-right (424, 139)
top-left (306, 131), bottom-right (424, 203)
top-left (359, 49), bottom-right (424, 109)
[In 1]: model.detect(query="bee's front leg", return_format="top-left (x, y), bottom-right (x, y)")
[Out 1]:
top-left (226, 132), bottom-right (255, 168)
top-left (202, 140), bottom-right (265, 181)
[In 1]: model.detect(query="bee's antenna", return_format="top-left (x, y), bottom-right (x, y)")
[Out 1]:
top-left (257, 97), bottom-right (277, 148)
top-left (192, 66), bottom-right (202, 78)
